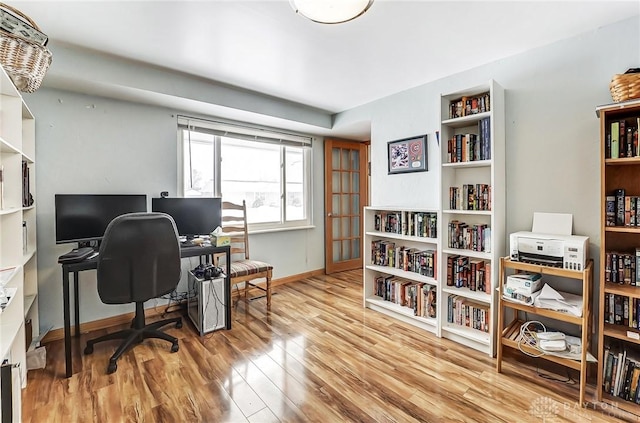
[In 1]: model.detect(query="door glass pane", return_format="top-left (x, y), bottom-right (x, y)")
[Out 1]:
top-left (332, 171), bottom-right (340, 194)
top-left (342, 172), bottom-right (351, 193)
top-left (352, 173), bottom-right (359, 195)
top-left (352, 194), bottom-right (360, 215)
top-left (332, 194), bottom-right (340, 215)
top-left (341, 195), bottom-right (349, 215)
top-left (342, 149), bottom-right (350, 170)
top-left (332, 218), bottom-right (340, 238)
top-left (332, 148), bottom-right (340, 170)
top-left (352, 217), bottom-right (360, 237)
top-left (351, 150), bottom-right (360, 170)
top-left (352, 239), bottom-right (361, 259)
top-left (342, 240), bottom-right (350, 260)
top-left (333, 241), bottom-right (341, 262)
top-left (341, 217), bottom-right (349, 238)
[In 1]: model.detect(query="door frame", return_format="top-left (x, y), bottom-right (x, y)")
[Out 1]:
top-left (324, 138), bottom-right (369, 274)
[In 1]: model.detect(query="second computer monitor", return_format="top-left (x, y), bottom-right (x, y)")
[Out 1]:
top-left (151, 197), bottom-right (222, 239)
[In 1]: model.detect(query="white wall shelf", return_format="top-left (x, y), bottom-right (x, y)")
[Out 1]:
top-left (0, 63), bottom-right (38, 422)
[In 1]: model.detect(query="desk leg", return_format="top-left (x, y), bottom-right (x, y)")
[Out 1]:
top-left (225, 252), bottom-right (231, 330)
top-left (73, 271), bottom-right (80, 337)
top-left (62, 268), bottom-right (72, 378)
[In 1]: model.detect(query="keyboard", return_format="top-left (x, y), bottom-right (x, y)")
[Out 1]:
top-left (58, 247), bottom-right (96, 264)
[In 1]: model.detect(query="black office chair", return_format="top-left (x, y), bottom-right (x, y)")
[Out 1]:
top-left (83, 212), bottom-right (183, 374)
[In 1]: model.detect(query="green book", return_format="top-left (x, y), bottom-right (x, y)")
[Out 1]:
top-left (611, 121), bottom-right (620, 159)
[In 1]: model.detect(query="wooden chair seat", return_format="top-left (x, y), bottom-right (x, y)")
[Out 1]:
top-left (228, 259), bottom-right (273, 278)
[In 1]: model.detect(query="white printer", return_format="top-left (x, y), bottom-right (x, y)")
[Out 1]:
top-left (509, 231), bottom-right (589, 271)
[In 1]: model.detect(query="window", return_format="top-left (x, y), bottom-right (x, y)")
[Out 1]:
top-left (178, 116), bottom-right (313, 230)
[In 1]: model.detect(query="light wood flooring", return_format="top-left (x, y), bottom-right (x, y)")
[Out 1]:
top-left (23, 270), bottom-right (640, 422)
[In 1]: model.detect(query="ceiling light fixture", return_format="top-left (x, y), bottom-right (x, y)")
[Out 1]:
top-left (290, 0), bottom-right (374, 24)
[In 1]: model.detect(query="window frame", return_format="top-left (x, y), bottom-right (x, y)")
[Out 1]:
top-left (177, 116), bottom-right (314, 232)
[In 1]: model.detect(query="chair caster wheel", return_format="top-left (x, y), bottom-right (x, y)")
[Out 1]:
top-left (171, 343), bottom-right (179, 353)
top-left (176, 320), bottom-right (183, 329)
top-left (84, 345), bottom-right (94, 355)
top-left (107, 361), bottom-right (117, 374)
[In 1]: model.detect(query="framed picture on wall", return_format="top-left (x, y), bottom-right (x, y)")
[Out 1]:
top-left (387, 134), bottom-right (428, 174)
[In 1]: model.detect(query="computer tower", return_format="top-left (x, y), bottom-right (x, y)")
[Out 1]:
top-left (187, 271), bottom-right (226, 336)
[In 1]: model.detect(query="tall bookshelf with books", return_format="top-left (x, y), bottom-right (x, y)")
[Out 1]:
top-left (363, 207), bottom-right (439, 334)
top-left (438, 80), bottom-right (505, 355)
top-left (0, 64), bottom-right (38, 422)
top-left (596, 98), bottom-right (640, 415)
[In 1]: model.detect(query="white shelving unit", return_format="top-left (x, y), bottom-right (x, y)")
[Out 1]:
top-left (438, 80), bottom-right (505, 356)
top-left (363, 207), bottom-right (439, 335)
top-left (0, 65), bottom-right (38, 422)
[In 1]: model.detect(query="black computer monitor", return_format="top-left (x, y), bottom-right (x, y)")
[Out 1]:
top-left (151, 197), bottom-right (221, 239)
top-left (55, 194), bottom-right (148, 245)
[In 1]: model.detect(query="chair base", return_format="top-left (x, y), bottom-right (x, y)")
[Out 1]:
top-left (84, 302), bottom-right (182, 374)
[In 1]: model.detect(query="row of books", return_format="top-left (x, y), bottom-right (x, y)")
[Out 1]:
top-left (446, 295), bottom-right (490, 333)
top-left (604, 250), bottom-right (640, 285)
top-left (604, 293), bottom-right (640, 328)
top-left (447, 220), bottom-right (491, 252)
top-left (370, 240), bottom-right (437, 278)
top-left (22, 161), bottom-right (33, 207)
top-left (448, 184), bottom-right (491, 211)
top-left (602, 343), bottom-right (640, 403)
top-left (373, 211), bottom-right (437, 238)
top-left (445, 121), bottom-right (491, 163)
top-left (605, 118), bottom-right (640, 159)
top-left (445, 255), bottom-right (491, 293)
top-left (373, 275), bottom-right (436, 318)
top-left (448, 92), bottom-right (490, 119)
top-left (606, 190), bottom-right (640, 227)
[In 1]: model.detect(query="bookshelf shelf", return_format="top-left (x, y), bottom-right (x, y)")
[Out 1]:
top-left (0, 63), bottom-right (38, 421)
top-left (496, 257), bottom-right (593, 406)
top-left (605, 157), bottom-right (640, 166)
top-left (442, 209), bottom-right (492, 216)
top-left (441, 160), bottom-right (491, 169)
top-left (603, 323), bottom-right (640, 346)
top-left (363, 207), bottom-right (439, 337)
top-left (441, 324), bottom-right (490, 345)
top-left (597, 99), bottom-right (640, 414)
top-left (441, 286), bottom-right (490, 304)
top-left (438, 80), bottom-right (505, 356)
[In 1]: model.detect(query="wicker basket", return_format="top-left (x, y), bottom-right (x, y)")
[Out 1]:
top-left (610, 71), bottom-right (640, 103)
top-left (0, 3), bottom-right (51, 93)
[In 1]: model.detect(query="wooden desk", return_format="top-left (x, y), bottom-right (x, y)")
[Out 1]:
top-left (60, 244), bottom-right (231, 378)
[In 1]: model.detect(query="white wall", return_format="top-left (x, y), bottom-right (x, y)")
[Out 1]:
top-left (26, 89), bottom-right (326, 332)
top-left (25, 16), bottom-right (639, 332)
top-left (335, 17), bottom-right (639, 277)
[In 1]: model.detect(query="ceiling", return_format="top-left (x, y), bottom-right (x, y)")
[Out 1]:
top-left (9, 1), bottom-right (640, 119)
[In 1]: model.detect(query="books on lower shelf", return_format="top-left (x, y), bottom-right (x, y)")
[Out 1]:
top-left (445, 256), bottom-right (491, 293)
top-left (447, 295), bottom-right (489, 333)
top-left (603, 342), bottom-right (640, 403)
top-left (371, 239), bottom-right (436, 278)
top-left (373, 275), bottom-right (436, 319)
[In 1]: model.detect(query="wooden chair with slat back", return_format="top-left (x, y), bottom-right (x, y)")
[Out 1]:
top-left (219, 200), bottom-right (273, 311)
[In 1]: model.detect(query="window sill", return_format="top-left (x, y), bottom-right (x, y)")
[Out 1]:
top-left (249, 225), bottom-right (316, 235)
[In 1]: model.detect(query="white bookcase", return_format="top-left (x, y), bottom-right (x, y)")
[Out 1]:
top-left (438, 80), bottom-right (505, 356)
top-left (363, 207), bottom-right (439, 335)
top-left (0, 65), bottom-right (38, 422)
